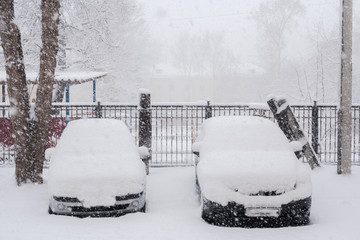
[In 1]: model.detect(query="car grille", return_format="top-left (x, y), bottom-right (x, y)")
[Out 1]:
top-left (54, 191), bottom-right (143, 203)
top-left (71, 204), bottom-right (130, 212)
top-left (115, 192), bottom-right (143, 201)
top-left (53, 196), bottom-right (81, 202)
top-left (234, 189), bottom-right (283, 196)
top-left (249, 191), bottom-right (283, 196)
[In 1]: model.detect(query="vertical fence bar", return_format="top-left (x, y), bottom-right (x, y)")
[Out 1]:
top-left (357, 107), bottom-right (360, 164)
top-left (170, 107), bottom-right (173, 163)
top-left (160, 107), bottom-right (164, 164)
top-left (352, 107), bottom-right (357, 163)
top-left (155, 107), bottom-right (159, 164)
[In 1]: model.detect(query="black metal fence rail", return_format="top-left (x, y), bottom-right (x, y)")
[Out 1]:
top-left (1, 102), bottom-right (360, 167)
top-left (150, 104), bottom-right (273, 166)
top-left (0, 104), bottom-right (13, 165)
top-left (50, 103), bottom-right (139, 144)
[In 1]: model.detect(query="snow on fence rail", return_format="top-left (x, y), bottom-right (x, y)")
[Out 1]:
top-left (1, 102), bottom-right (360, 167)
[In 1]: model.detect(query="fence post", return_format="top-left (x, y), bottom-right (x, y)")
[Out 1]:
top-left (139, 91), bottom-right (151, 175)
top-left (95, 100), bottom-right (102, 118)
top-left (311, 101), bottom-right (319, 154)
top-left (205, 100), bottom-right (212, 119)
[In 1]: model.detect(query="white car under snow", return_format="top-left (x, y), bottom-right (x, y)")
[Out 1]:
top-left (193, 116), bottom-right (312, 227)
top-left (47, 119), bottom-right (147, 217)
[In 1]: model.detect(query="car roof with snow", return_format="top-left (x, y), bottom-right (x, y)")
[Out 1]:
top-left (52, 119), bottom-right (138, 156)
top-left (197, 116), bottom-right (294, 152)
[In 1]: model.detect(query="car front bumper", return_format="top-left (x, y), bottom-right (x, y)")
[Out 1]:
top-left (202, 196), bottom-right (311, 228)
top-left (49, 192), bottom-right (146, 217)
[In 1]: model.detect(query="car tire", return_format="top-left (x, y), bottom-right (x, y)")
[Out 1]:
top-left (48, 207), bottom-right (54, 215)
top-left (290, 213), bottom-right (310, 226)
top-left (140, 203), bottom-right (146, 213)
top-left (195, 169), bottom-right (201, 203)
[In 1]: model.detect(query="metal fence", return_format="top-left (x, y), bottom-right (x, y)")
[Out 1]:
top-left (0, 102), bottom-right (359, 167)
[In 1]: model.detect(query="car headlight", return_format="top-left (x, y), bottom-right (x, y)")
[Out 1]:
top-left (131, 200), bottom-right (139, 208)
top-left (57, 203), bottom-right (66, 211)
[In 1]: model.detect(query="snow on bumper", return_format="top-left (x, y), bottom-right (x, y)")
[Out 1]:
top-left (49, 192), bottom-right (146, 217)
top-left (200, 180), bottom-right (312, 208)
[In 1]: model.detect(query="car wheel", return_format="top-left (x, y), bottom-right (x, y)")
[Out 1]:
top-left (140, 203), bottom-right (146, 213)
top-left (291, 213), bottom-right (310, 226)
top-left (195, 169), bottom-right (201, 200)
top-left (48, 207), bottom-right (53, 215)
top-left (201, 203), bottom-right (216, 225)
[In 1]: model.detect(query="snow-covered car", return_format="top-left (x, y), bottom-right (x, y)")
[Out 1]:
top-left (192, 116), bottom-right (312, 227)
top-left (47, 119), bottom-right (147, 217)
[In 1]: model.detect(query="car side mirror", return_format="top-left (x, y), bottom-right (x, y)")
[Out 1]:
top-left (289, 141), bottom-right (304, 159)
top-left (45, 147), bottom-right (55, 160)
top-left (192, 142), bottom-right (201, 157)
top-left (138, 146), bottom-right (150, 160)
top-left (290, 141), bottom-right (303, 152)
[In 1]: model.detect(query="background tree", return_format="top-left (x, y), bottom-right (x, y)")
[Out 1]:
top-left (252, 0), bottom-right (304, 81)
top-left (0, 0), bottom-right (60, 184)
top-left (61, 0), bottom-right (155, 102)
top-left (2, 0), bottom-right (154, 102)
top-left (293, 22), bottom-right (340, 103)
top-left (172, 32), bottom-right (206, 77)
top-left (172, 31), bottom-right (239, 78)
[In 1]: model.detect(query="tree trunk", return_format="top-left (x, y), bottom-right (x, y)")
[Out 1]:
top-left (33, 0), bottom-right (61, 180)
top-left (0, 0), bottom-right (35, 184)
top-left (52, 17), bottom-right (67, 103)
top-left (1, 0), bottom-right (60, 184)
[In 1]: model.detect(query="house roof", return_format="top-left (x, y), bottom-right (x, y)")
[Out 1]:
top-left (0, 71), bottom-right (107, 85)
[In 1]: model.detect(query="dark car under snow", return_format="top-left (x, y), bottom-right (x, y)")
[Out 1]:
top-left (193, 116), bottom-right (312, 228)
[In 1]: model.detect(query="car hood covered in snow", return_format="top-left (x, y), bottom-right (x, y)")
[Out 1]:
top-left (48, 119), bottom-right (146, 207)
top-left (197, 150), bottom-right (298, 195)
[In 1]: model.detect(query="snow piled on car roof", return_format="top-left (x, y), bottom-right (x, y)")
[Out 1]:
top-left (48, 119), bottom-right (145, 207)
top-left (196, 116), bottom-right (311, 207)
top-left (197, 116), bottom-right (294, 152)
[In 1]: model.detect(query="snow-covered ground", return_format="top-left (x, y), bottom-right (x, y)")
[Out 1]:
top-left (0, 166), bottom-right (359, 240)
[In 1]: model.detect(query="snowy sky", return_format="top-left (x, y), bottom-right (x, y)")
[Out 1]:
top-left (2, 0), bottom-right (359, 103)
top-left (137, 0), bottom-right (342, 64)
top-left (132, 0), bottom-right (360, 103)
